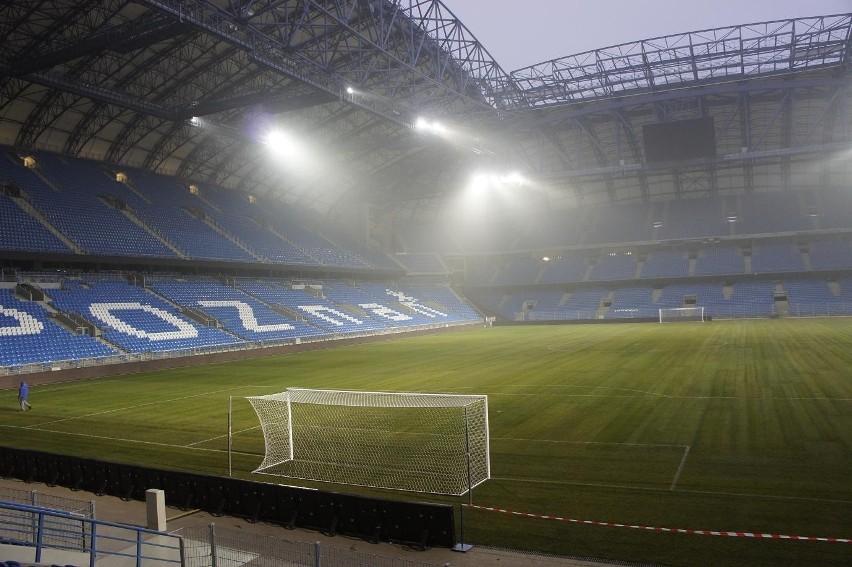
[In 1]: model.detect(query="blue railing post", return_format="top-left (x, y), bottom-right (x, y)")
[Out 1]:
top-left (89, 522), bottom-right (98, 567)
top-left (30, 491), bottom-right (38, 543)
top-left (209, 523), bottom-right (217, 567)
top-left (137, 527), bottom-right (144, 567)
top-left (34, 512), bottom-right (45, 563)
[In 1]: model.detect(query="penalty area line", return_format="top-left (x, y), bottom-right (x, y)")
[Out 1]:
top-left (28, 386), bottom-right (251, 428)
top-left (492, 475), bottom-right (852, 505)
top-left (0, 423), bottom-right (259, 458)
top-left (493, 436), bottom-right (688, 449)
top-left (670, 445), bottom-right (690, 490)
top-left (187, 425), bottom-right (261, 447)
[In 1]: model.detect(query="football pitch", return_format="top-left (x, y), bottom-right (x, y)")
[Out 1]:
top-left (2, 318), bottom-right (851, 566)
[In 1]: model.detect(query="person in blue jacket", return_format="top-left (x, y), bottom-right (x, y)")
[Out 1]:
top-left (18, 381), bottom-right (32, 411)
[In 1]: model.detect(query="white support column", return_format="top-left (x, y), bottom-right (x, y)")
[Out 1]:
top-left (146, 488), bottom-right (167, 531)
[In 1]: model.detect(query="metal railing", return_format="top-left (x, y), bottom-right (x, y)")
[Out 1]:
top-left (0, 501), bottom-right (184, 567)
top-left (0, 487), bottom-right (95, 523)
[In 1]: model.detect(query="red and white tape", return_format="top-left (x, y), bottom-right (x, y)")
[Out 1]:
top-left (464, 504), bottom-right (850, 543)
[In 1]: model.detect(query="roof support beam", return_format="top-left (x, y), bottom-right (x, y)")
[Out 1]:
top-left (138, 0), bottom-right (416, 128)
top-left (189, 89), bottom-right (338, 117)
top-left (11, 12), bottom-right (190, 75)
top-left (517, 76), bottom-right (849, 131)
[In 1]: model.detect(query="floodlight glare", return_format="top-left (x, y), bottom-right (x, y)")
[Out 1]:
top-left (414, 117), bottom-right (446, 135)
top-left (471, 172), bottom-right (488, 186)
top-left (502, 171), bottom-right (527, 186)
top-left (468, 169), bottom-right (530, 192)
top-left (263, 128), bottom-right (302, 159)
top-left (346, 86), bottom-right (355, 94)
top-left (264, 129), bottom-right (287, 147)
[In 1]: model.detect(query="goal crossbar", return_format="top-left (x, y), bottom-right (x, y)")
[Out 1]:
top-left (286, 388), bottom-right (486, 407)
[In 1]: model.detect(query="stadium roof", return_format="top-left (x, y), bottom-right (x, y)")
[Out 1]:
top-left (0, 2), bottom-right (849, 222)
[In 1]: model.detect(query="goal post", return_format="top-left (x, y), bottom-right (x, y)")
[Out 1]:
top-left (245, 388), bottom-right (490, 496)
top-left (659, 306), bottom-right (705, 323)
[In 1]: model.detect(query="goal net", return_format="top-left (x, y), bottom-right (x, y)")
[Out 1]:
top-left (246, 388), bottom-right (490, 496)
top-left (659, 306), bottom-right (705, 323)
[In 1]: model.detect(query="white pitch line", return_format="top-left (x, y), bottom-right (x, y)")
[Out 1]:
top-left (446, 385), bottom-right (852, 401)
top-left (493, 436), bottom-right (688, 449)
top-left (186, 425), bottom-right (261, 447)
top-left (670, 445), bottom-right (691, 490)
top-left (783, 397), bottom-right (852, 401)
top-left (492, 475), bottom-right (852, 505)
top-left (2, 423), bottom-right (216, 453)
top-left (0, 423), bottom-right (261, 458)
top-left (28, 386), bottom-right (250, 428)
top-left (452, 384), bottom-right (674, 397)
top-left (464, 392), bottom-right (739, 400)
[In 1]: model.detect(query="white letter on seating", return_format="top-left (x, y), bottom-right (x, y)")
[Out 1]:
top-left (399, 301), bottom-right (446, 318)
top-left (298, 305), bottom-right (362, 326)
top-left (0, 305), bottom-right (44, 336)
top-left (359, 303), bottom-right (412, 321)
top-left (89, 302), bottom-right (198, 340)
top-left (384, 290), bottom-right (447, 318)
top-left (198, 300), bottom-right (294, 332)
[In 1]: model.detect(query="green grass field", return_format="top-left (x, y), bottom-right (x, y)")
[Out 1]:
top-left (2, 318), bottom-right (852, 566)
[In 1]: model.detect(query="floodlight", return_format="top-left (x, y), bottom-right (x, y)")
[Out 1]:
top-left (502, 171), bottom-right (527, 186)
top-left (264, 129), bottom-right (287, 148)
top-left (468, 169), bottom-right (530, 192)
top-left (346, 86), bottom-right (355, 94)
top-left (414, 117), bottom-right (446, 135)
top-left (263, 128), bottom-right (302, 159)
top-left (470, 172), bottom-right (489, 187)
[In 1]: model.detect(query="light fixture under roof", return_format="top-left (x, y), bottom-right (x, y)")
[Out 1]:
top-left (414, 117), bottom-right (446, 135)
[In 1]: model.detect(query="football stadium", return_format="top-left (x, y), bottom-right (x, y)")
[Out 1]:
top-left (1, 3), bottom-right (851, 567)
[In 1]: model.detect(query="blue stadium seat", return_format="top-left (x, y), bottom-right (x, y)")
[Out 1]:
top-left (589, 254), bottom-right (636, 281)
top-left (641, 250), bottom-right (689, 278)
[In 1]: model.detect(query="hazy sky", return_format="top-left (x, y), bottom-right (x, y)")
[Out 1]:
top-left (442, 0), bottom-right (851, 72)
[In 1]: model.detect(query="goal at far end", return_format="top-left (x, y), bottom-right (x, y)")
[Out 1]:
top-left (243, 388), bottom-right (490, 496)
top-left (659, 306), bottom-right (706, 323)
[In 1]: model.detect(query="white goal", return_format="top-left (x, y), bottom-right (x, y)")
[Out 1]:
top-left (245, 388), bottom-right (490, 496)
top-left (659, 306), bottom-right (705, 323)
